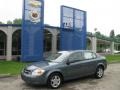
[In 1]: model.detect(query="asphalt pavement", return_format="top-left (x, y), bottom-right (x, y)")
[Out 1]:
top-left (0, 63), bottom-right (120, 90)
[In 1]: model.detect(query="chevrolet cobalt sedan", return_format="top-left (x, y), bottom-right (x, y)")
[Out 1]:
top-left (21, 50), bottom-right (107, 89)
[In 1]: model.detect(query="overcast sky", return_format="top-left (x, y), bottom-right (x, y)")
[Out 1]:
top-left (0, 0), bottom-right (120, 36)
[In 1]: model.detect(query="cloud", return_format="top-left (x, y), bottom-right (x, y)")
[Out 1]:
top-left (0, 0), bottom-right (120, 35)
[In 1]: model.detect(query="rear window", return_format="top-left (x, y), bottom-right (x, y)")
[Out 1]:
top-left (84, 52), bottom-right (97, 60)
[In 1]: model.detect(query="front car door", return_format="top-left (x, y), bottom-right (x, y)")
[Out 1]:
top-left (63, 52), bottom-right (84, 80)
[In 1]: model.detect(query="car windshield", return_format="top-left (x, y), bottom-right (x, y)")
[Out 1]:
top-left (45, 53), bottom-right (62, 62)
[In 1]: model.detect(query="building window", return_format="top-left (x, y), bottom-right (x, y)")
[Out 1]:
top-left (0, 30), bottom-right (6, 56)
top-left (12, 30), bottom-right (21, 55)
top-left (44, 30), bottom-right (52, 52)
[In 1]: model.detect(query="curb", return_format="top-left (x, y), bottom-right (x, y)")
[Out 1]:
top-left (108, 61), bottom-right (120, 64)
top-left (0, 74), bottom-right (11, 78)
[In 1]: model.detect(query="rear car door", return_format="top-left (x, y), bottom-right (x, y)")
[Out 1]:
top-left (81, 51), bottom-right (98, 76)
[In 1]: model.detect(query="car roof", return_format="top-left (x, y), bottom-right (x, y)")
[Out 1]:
top-left (58, 50), bottom-right (93, 54)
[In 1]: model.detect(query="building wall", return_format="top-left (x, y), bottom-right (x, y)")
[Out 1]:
top-left (0, 24), bottom-right (119, 60)
top-left (0, 25), bottom-right (59, 60)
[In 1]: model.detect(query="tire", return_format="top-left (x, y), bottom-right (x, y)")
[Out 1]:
top-left (47, 73), bottom-right (63, 89)
top-left (95, 66), bottom-right (104, 79)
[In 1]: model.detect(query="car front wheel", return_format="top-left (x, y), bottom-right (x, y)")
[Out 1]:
top-left (47, 73), bottom-right (62, 89)
top-left (95, 66), bottom-right (104, 79)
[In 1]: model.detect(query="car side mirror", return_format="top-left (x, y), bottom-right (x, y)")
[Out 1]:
top-left (66, 60), bottom-right (70, 65)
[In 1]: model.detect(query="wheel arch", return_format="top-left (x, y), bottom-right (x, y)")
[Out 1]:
top-left (96, 63), bottom-right (105, 70)
top-left (45, 70), bottom-right (64, 82)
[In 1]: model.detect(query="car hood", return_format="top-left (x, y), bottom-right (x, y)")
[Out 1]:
top-left (26, 61), bottom-right (58, 70)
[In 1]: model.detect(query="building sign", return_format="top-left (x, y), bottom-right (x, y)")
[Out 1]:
top-left (25, 0), bottom-right (42, 23)
top-left (21, 0), bottom-right (44, 62)
top-left (60, 6), bottom-right (87, 50)
top-left (62, 6), bottom-right (74, 30)
top-left (29, 10), bottom-right (41, 23)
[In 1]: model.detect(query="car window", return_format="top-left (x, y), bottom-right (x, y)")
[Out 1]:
top-left (45, 53), bottom-right (62, 61)
top-left (84, 52), bottom-right (94, 60)
top-left (69, 52), bottom-right (83, 62)
top-left (92, 53), bottom-right (97, 59)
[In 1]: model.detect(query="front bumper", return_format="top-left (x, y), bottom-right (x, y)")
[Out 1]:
top-left (21, 73), bottom-right (47, 85)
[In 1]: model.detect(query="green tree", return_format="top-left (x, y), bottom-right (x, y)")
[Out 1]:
top-left (115, 34), bottom-right (120, 50)
top-left (116, 34), bottom-right (120, 39)
top-left (115, 34), bottom-right (120, 43)
top-left (0, 21), bottom-right (4, 24)
top-left (95, 31), bottom-right (101, 36)
top-left (13, 18), bottom-right (22, 24)
top-left (7, 20), bottom-right (12, 24)
top-left (110, 29), bottom-right (115, 38)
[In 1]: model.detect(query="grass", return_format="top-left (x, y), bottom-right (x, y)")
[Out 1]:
top-left (105, 54), bottom-right (120, 63)
top-left (0, 61), bottom-right (28, 76)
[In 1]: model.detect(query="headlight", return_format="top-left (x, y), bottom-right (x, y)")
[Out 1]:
top-left (32, 68), bottom-right (45, 76)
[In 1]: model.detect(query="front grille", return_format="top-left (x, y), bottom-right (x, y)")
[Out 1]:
top-left (24, 69), bottom-right (32, 75)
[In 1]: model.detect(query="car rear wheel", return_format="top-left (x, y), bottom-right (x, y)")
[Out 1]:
top-left (95, 66), bottom-right (104, 79)
top-left (47, 73), bottom-right (62, 89)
